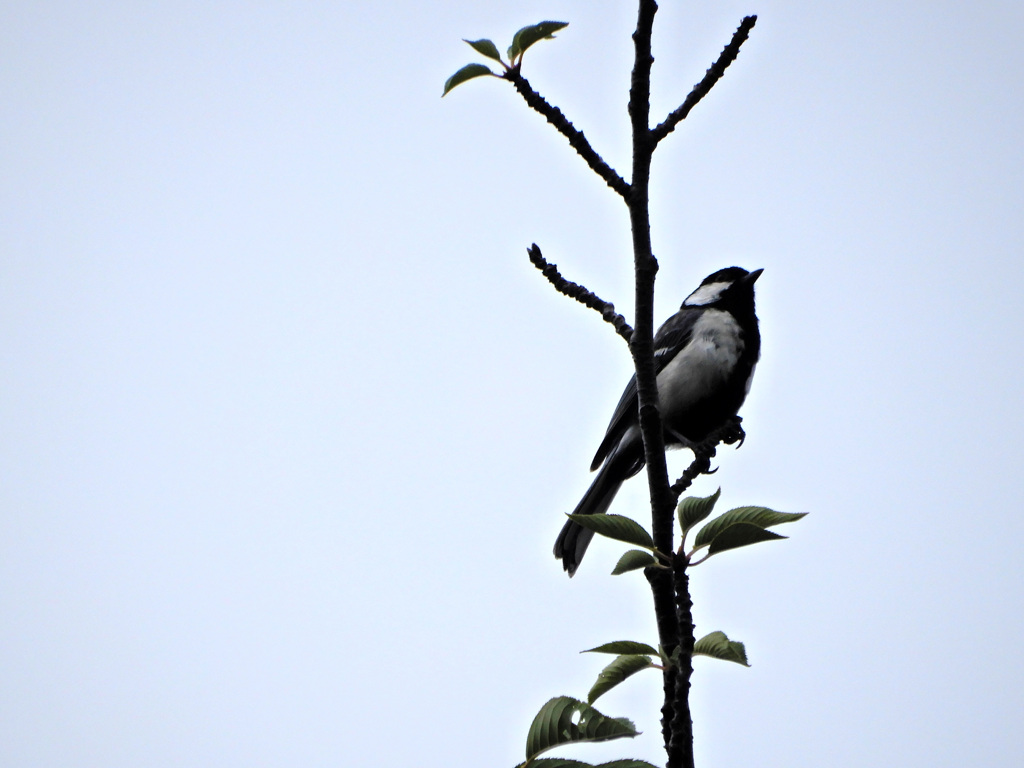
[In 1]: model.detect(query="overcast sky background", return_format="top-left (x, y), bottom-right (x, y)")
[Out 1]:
top-left (3, 1), bottom-right (1023, 766)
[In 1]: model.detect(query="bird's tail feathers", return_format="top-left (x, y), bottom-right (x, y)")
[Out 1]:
top-left (553, 450), bottom-right (640, 576)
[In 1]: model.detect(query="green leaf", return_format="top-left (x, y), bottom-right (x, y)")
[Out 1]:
top-left (708, 523), bottom-right (786, 555)
top-left (588, 655), bottom-right (654, 704)
top-left (694, 506), bottom-right (807, 549)
top-left (567, 514), bottom-right (653, 550)
top-left (508, 20), bottom-right (569, 61)
top-left (611, 550), bottom-right (655, 575)
top-left (583, 641), bottom-right (659, 656)
top-left (693, 631), bottom-right (750, 666)
top-left (442, 63), bottom-right (494, 96)
top-left (677, 488), bottom-right (721, 537)
top-left (525, 697), bottom-right (639, 761)
top-left (463, 38), bottom-right (502, 62)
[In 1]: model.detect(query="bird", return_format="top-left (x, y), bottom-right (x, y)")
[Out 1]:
top-left (554, 266), bottom-right (763, 576)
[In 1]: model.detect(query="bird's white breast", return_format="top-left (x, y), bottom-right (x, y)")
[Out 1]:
top-left (656, 310), bottom-right (744, 415)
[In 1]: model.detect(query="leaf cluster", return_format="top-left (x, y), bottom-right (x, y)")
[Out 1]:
top-left (443, 22), bottom-right (568, 96)
top-left (581, 630), bottom-right (749, 701)
top-left (568, 490), bottom-right (806, 574)
top-left (516, 492), bottom-right (801, 764)
top-left (512, 626), bottom-right (750, 765)
top-left (680, 491), bottom-right (807, 565)
top-left (516, 697), bottom-right (648, 768)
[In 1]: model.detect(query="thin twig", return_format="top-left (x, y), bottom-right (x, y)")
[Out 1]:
top-left (670, 417), bottom-right (745, 500)
top-left (527, 244), bottom-right (633, 341)
top-left (503, 68), bottom-right (631, 199)
top-left (670, 450), bottom-right (715, 500)
top-left (651, 15), bottom-right (757, 146)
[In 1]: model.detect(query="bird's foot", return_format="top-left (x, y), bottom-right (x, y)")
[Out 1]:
top-left (718, 416), bottom-right (746, 449)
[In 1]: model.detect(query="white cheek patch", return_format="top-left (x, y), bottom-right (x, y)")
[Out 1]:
top-left (683, 281), bottom-right (731, 307)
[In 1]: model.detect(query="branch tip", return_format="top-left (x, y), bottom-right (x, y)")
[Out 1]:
top-left (527, 244), bottom-right (633, 341)
top-left (652, 15), bottom-right (758, 145)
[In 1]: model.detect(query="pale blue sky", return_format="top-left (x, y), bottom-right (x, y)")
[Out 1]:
top-left (3, 1), bottom-right (1023, 766)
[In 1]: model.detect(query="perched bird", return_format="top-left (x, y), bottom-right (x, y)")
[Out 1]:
top-left (554, 267), bottom-right (763, 576)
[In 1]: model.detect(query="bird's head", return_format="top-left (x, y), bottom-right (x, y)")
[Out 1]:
top-left (682, 266), bottom-right (763, 309)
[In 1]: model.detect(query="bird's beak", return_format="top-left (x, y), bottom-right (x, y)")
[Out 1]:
top-left (745, 268), bottom-right (764, 285)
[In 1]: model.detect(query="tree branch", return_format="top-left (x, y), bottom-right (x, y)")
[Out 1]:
top-left (651, 15), bottom-right (757, 146)
top-left (669, 558), bottom-right (696, 768)
top-left (624, 2), bottom-right (694, 762)
top-left (503, 68), bottom-right (631, 199)
top-left (627, 0), bottom-right (667, 557)
top-left (651, 418), bottom-right (745, 768)
top-left (646, 565), bottom-right (679, 751)
top-left (510, 9), bottom-right (756, 768)
top-left (527, 244), bottom-right (633, 341)
top-left (670, 416), bottom-right (745, 499)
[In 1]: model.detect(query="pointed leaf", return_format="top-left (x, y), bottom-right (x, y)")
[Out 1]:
top-left (442, 63), bottom-right (494, 96)
top-left (508, 20), bottom-right (569, 60)
top-left (463, 38), bottom-right (502, 62)
top-left (694, 506), bottom-right (807, 549)
top-left (525, 697), bottom-right (639, 761)
top-left (611, 549), bottom-right (655, 575)
top-left (583, 641), bottom-right (658, 657)
top-left (693, 631), bottom-right (750, 666)
top-left (677, 488), bottom-right (721, 537)
top-left (588, 655), bottom-right (654, 704)
top-left (567, 514), bottom-right (653, 550)
top-left (708, 523), bottom-right (787, 555)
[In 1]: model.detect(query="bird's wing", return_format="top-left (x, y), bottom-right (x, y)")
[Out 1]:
top-left (589, 308), bottom-right (698, 471)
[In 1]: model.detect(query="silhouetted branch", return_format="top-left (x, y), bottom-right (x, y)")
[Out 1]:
top-left (651, 15), bottom-right (757, 146)
top-left (626, 0), bottom-right (665, 556)
top-left (670, 416), bottom-right (745, 499)
top-left (625, 2), bottom-right (693, 762)
top-left (669, 558), bottom-right (696, 768)
top-left (504, 9), bottom-right (758, 768)
top-left (527, 244), bottom-right (633, 341)
top-left (503, 68), bottom-right (631, 199)
top-left (660, 414), bottom-right (744, 768)
top-left (645, 564), bottom-right (679, 751)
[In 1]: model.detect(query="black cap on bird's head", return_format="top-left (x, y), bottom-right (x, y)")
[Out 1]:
top-left (682, 266), bottom-right (763, 308)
